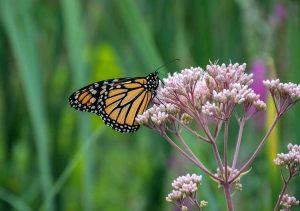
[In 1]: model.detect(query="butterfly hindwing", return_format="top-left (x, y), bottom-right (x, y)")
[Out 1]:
top-left (69, 81), bottom-right (102, 114)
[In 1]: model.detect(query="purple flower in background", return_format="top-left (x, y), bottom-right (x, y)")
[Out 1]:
top-left (251, 59), bottom-right (267, 101)
top-left (272, 3), bottom-right (287, 27)
top-left (250, 59), bottom-right (267, 128)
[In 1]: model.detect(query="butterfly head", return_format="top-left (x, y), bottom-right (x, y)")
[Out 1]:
top-left (146, 71), bottom-right (159, 93)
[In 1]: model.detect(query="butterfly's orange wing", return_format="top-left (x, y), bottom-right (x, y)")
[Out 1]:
top-left (69, 74), bottom-right (158, 133)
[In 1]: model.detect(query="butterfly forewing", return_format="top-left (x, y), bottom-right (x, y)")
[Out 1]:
top-left (97, 77), bottom-right (150, 133)
top-left (69, 77), bottom-right (130, 113)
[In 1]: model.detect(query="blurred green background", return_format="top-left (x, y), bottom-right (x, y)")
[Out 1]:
top-left (0, 0), bottom-right (300, 210)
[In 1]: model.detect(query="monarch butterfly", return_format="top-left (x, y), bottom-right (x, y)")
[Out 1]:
top-left (69, 71), bottom-right (159, 133)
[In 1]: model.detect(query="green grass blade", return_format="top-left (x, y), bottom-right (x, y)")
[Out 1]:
top-left (0, 0), bottom-right (54, 210)
top-left (112, 0), bottom-right (163, 71)
top-left (60, 0), bottom-right (93, 210)
top-left (0, 187), bottom-right (32, 211)
top-left (39, 128), bottom-right (105, 211)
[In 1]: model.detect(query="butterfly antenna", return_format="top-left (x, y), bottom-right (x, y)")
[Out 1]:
top-left (155, 58), bottom-right (180, 81)
top-left (155, 58), bottom-right (180, 72)
top-left (154, 96), bottom-right (167, 107)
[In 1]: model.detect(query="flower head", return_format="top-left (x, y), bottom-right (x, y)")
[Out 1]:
top-left (166, 173), bottom-right (202, 203)
top-left (181, 113), bottom-right (193, 125)
top-left (263, 79), bottom-right (300, 114)
top-left (171, 173), bottom-right (202, 194)
top-left (166, 190), bottom-right (182, 202)
top-left (214, 166), bottom-right (242, 191)
top-left (206, 63), bottom-right (253, 89)
top-left (200, 200), bottom-right (208, 208)
top-left (154, 63), bottom-right (265, 122)
top-left (137, 62), bottom-right (268, 133)
top-left (135, 103), bottom-right (179, 130)
top-left (156, 67), bottom-right (208, 111)
top-left (280, 194), bottom-right (299, 211)
top-left (181, 205), bottom-right (188, 211)
top-left (274, 143), bottom-right (300, 173)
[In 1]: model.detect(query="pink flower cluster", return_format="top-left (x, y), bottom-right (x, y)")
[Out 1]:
top-left (137, 62), bottom-right (267, 129)
top-left (273, 143), bottom-right (300, 210)
top-left (206, 63), bottom-right (253, 88)
top-left (135, 103), bottom-right (179, 130)
top-left (166, 173), bottom-right (202, 202)
top-left (263, 79), bottom-right (300, 114)
top-left (274, 143), bottom-right (300, 167)
top-left (156, 66), bottom-right (207, 110)
top-left (280, 194), bottom-right (299, 210)
top-left (263, 80), bottom-right (300, 101)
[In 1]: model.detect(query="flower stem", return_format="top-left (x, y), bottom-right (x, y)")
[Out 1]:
top-left (188, 196), bottom-right (203, 211)
top-left (171, 115), bottom-right (209, 142)
top-left (224, 121), bottom-right (229, 182)
top-left (273, 174), bottom-right (292, 211)
top-left (230, 117), bottom-right (246, 179)
top-left (175, 132), bottom-right (206, 169)
top-left (223, 183), bottom-right (234, 211)
top-left (211, 140), bottom-right (224, 175)
top-left (194, 200), bottom-right (203, 211)
top-left (213, 120), bottom-right (223, 140)
top-left (161, 132), bottom-right (220, 181)
top-left (200, 123), bottom-right (224, 175)
top-left (230, 116), bottom-right (279, 183)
